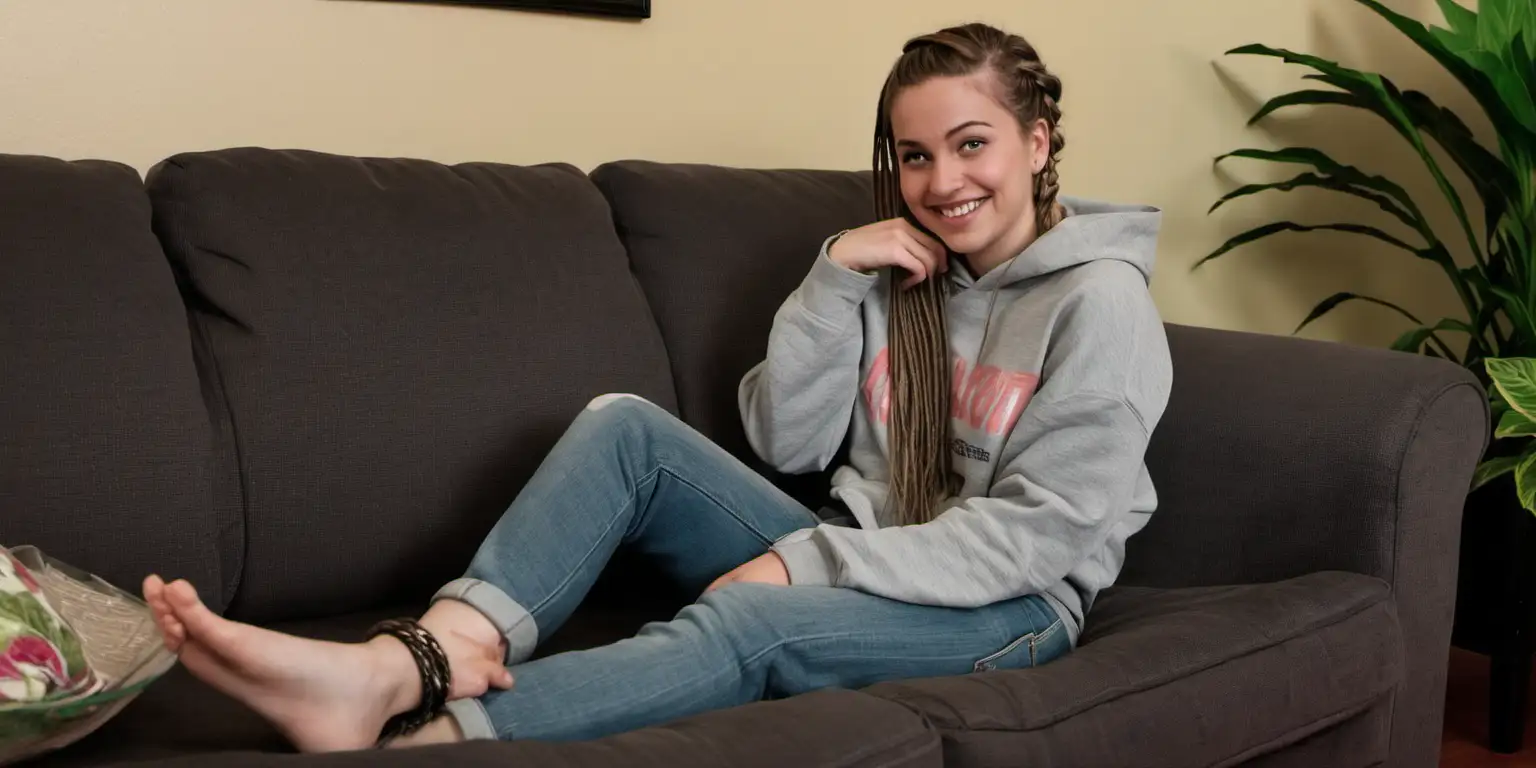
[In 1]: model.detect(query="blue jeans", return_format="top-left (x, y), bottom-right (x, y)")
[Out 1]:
top-left (435, 394), bottom-right (1071, 741)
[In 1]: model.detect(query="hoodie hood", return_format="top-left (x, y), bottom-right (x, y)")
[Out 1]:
top-left (952, 195), bottom-right (1162, 291)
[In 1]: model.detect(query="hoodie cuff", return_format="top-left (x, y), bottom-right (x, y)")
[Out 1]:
top-left (796, 235), bottom-right (879, 325)
top-left (772, 528), bottom-right (838, 587)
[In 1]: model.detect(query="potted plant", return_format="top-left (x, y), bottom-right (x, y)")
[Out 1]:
top-left (1195, 0), bottom-right (1535, 752)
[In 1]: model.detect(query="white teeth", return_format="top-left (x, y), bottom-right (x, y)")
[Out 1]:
top-left (941, 199), bottom-right (984, 218)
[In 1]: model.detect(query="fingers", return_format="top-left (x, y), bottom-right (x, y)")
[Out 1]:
top-left (889, 248), bottom-right (931, 290)
top-left (900, 225), bottom-right (948, 272)
top-left (487, 659), bottom-right (514, 690)
top-left (891, 225), bottom-right (946, 290)
top-left (458, 652), bottom-right (514, 696)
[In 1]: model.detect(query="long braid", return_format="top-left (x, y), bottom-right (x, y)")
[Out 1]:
top-left (875, 24), bottom-right (1065, 527)
top-left (876, 72), bottom-right (957, 527)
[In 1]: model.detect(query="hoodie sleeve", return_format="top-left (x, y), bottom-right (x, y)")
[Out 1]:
top-left (738, 236), bottom-right (879, 474)
top-left (771, 269), bottom-right (1172, 607)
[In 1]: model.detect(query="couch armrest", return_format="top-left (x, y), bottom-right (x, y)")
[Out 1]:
top-left (1126, 322), bottom-right (1487, 768)
top-left (1128, 323), bottom-right (1487, 590)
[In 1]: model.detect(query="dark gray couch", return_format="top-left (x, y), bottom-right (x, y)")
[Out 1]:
top-left (0, 148), bottom-right (1488, 768)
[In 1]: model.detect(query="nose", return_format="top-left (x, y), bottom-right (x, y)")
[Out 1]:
top-left (927, 156), bottom-right (964, 199)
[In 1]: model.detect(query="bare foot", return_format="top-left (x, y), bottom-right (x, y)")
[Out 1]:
top-left (142, 575), bottom-right (416, 751)
top-left (141, 576), bottom-right (511, 752)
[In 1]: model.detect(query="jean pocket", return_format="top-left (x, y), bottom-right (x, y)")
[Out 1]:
top-left (972, 618), bottom-right (1066, 673)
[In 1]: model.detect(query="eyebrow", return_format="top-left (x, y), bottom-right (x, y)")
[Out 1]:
top-left (895, 120), bottom-right (993, 147)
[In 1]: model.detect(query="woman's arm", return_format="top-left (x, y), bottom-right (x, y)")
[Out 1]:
top-left (737, 237), bottom-right (878, 474)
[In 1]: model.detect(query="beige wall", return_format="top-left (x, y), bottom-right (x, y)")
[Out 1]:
top-left (0, 0), bottom-right (1482, 347)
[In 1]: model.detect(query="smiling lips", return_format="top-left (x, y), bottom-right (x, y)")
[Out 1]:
top-left (936, 197), bottom-right (989, 220)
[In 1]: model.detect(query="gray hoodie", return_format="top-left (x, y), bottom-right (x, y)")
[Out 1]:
top-left (737, 196), bottom-right (1172, 645)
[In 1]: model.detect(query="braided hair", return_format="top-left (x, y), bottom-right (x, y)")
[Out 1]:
top-left (873, 23), bottom-right (1067, 526)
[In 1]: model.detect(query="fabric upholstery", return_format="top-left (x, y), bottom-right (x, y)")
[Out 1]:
top-left (864, 572), bottom-right (1402, 768)
top-left (0, 154), bottom-right (224, 611)
top-left (589, 160), bottom-right (877, 509)
top-left (36, 606), bottom-right (939, 768)
top-left (1237, 701), bottom-right (1392, 768)
top-left (145, 148), bottom-right (679, 623)
top-left (1131, 323), bottom-right (1487, 768)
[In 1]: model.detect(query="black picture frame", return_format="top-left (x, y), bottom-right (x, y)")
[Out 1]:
top-left (378, 0), bottom-right (649, 18)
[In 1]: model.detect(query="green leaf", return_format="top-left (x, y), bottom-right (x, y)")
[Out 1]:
top-left (1516, 448), bottom-right (1536, 514)
top-left (1490, 284), bottom-right (1536, 342)
top-left (1492, 387), bottom-right (1513, 423)
top-left (1389, 318), bottom-right (1468, 360)
top-left (1392, 326), bottom-right (1437, 354)
top-left (1398, 89), bottom-right (1519, 243)
top-left (1463, 266), bottom-right (1506, 352)
top-left (1487, 358), bottom-right (1536, 419)
top-left (1208, 172), bottom-right (1423, 234)
top-left (1499, 408), bottom-right (1536, 437)
top-left (1213, 148), bottom-right (1429, 234)
top-left (1474, 454), bottom-right (1522, 490)
top-left (1492, 36), bottom-right (1536, 138)
top-left (1248, 89), bottom-right (1362, 125)
top-left (1349, 0), bottom-right (1536, 137)
top-left (1480, 0), bottom-right (1518, 53)
top-left (1511, 34), bottom-right (1536, 141)
top-left (0, 590), bottom-right (86, 685)
top-left (1232, 42), bottom-right (1489, 268)
top-left (1294, 291), bottom-right (1422, 333)
top-left (1436, 0), bottom-right (1477, 37)
top-left (1195, 220), bottom-right (1430, 269)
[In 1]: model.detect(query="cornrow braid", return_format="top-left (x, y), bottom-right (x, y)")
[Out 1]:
top-left (1012, 40), bottom-right (1067, 233)
top-left (873, 23), bottom-right (1065, 527)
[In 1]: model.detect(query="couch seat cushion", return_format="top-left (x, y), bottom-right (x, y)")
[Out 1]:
top-left (34, 601), bottom-right (939, 768)
top-left (863, 571), bottom-right (1401, 768)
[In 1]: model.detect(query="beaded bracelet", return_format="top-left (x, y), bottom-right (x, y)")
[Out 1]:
top-left (368, 617), bottom-right (452, 744)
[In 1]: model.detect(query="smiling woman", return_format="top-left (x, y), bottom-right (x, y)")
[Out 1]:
top-left (365, 0), bottom-right (650, 19)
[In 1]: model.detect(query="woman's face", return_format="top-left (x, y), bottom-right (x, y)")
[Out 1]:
top-left (889, 72), bottom-right (1049, 273)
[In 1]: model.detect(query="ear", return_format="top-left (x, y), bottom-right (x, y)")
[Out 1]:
top-left (1026, 118), bottom-right (1051, 174)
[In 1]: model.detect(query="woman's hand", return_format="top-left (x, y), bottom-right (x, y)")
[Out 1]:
top-left (705, 552), bottom-right (790, 593)
top-left (828, 219), bottom-right (949, 290)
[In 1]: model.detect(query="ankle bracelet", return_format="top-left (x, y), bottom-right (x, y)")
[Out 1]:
top-left (367, 617), bottom-right (452, 745)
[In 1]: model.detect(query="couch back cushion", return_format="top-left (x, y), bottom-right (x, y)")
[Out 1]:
top-left (0, 155), bottom-right (224, 610)
top-left (147, 148), bottom-right (677, 623)
top-left (590, 161), bottom-right (877, 507)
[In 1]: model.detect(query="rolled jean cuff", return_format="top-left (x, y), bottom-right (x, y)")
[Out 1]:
top-left (432, 577), bottom-right (539, 665)
top-left (445, 698), bottom-right (498, 741)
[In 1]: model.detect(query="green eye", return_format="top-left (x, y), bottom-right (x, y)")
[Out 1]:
top-left (962, 139), bottom-right (986, 152)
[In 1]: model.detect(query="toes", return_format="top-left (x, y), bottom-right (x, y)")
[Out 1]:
top-left (161, 618), bottom-right (187, 652)
top-left (144, 575), bottom-right (186, 650)
top-left (165, 579), bottom-right (231, 645)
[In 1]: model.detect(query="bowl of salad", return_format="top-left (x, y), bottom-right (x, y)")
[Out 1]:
top-left (0, 545), bottom-right (176, 765)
